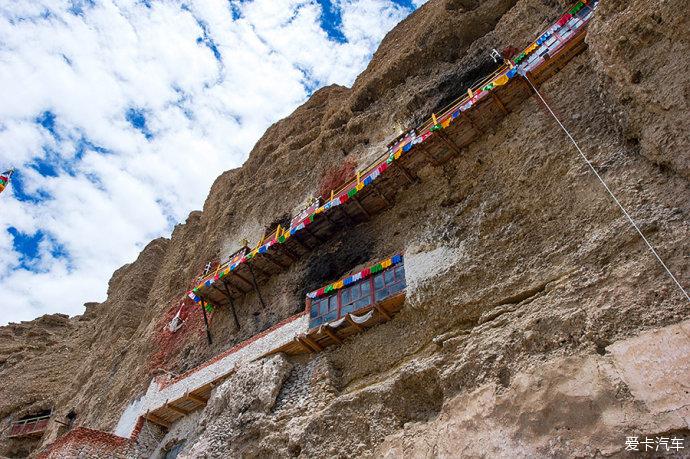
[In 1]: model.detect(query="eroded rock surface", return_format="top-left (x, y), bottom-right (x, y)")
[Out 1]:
top-left (1, 0), bottom-right (688, 456)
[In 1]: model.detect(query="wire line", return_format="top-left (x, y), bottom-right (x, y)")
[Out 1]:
top-left (523, 75), bottom-right (689, 302)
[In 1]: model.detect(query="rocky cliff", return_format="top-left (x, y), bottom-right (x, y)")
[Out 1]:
top-left (1, 0), bottom-right (688, 457)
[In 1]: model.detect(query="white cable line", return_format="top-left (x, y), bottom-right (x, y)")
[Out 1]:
top-left (523, 75), bottom-right (690, 302)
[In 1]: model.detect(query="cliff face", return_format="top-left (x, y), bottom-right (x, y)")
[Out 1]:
top-left (1, 0), bottom-right (689, 457)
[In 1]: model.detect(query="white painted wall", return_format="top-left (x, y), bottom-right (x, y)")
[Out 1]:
top-left (113, 314), bottom-right (309, 438)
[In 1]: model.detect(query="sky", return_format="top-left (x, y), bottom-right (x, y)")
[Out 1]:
top-left (0, 0), bottom-right (428, 325)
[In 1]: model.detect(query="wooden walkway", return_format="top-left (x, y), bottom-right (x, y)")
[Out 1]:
top-left (194, 12), bottom-right (592, 311)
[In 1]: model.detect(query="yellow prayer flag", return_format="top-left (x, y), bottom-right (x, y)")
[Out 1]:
top-left (334, 280), bottom-right (344, 289)
top-left (381, 259), bottom-right (392, 268)
top-left (394, 149), bottom-right (402, 159)
top-left (493, 74), bottom-right (509, 86)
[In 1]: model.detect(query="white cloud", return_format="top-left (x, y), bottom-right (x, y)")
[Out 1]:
top-left (0, 0), bottom-right (416, 324)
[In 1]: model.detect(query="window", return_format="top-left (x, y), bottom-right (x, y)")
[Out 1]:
top-left (374, 264), bottom-right (406, 302)
top-left (340, 281), bottom-right (372, 316)
top-left (307, 260), bottom-right (406, 330)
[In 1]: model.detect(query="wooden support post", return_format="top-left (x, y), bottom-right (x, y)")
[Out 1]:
top-left (375, 304), bottom-right (391, 321)
top-left (224, 289), bottom-right (241, 330)
top-left (165, 403), bottom-right (189, 416)
top-left (391, 162), bottom-right (416, 185)
top-left (220, 279), bottom-right (243, 298)
top-left (460, 110), bottom-right (480, 134)
top-left (438, 131), bottom-right (463, 157)
top-left (294, 336), bottom-right (313, 353)
top-left (200, 299), bottom-right (213, 345)
top-left (302, 334), bottom-right (323, 352)
top-left (320, 326), bottom-right (342, 344)
top-left (186, 393), bottom-right (208, 406)
top-left (490, 91), bottom-right (509, 115)
top-left (246, 262), bottom-right (267, 310)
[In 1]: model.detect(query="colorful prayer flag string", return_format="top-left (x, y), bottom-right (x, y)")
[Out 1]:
top-left (306, 254), bottom-right (404, 299)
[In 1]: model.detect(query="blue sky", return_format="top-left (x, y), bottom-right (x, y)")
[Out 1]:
top-left (0, 0), bottom-right (426, 325)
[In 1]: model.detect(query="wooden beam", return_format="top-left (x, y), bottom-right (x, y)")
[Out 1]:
top-left (290, 233), bottom-right (312, 251)
top-left (375, 304), bottom-right (391, 321)
top-left (294, 336), bottom-right (313, 353)
top-left (249, 262), bottom-right (270, 279)
top-left (144, 413), bottom-right (170, 429)
top-left (165, 403), bottom-right (189, 416)
top-left (322, 212), bottom-right (341, 232)
top-left (301, 334), bottom-right (322, 352)
top-left (186, 393), bottom-right (208, 406)
top-left (460, 109), bottom-right (480, 134)
top-left (438, 131), bottom-right (462, 157)
top-left (490, 91), bottom-right (509, 115)
top-left (344, 314), bottom-right (363, 331)
top-left (320, 326), bottom-right (342, 344)
top-left (391, 162), bottom-right (416, 185)
top-left (232, 271), bottom-right (255, 291)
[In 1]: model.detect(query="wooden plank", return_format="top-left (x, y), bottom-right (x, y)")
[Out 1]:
top-left (337, 205), bottom-right (355, 225)
top-left (186, 393), bottom-right (208, 406)
top-left (320, 326), bottom-right (343, 344)
top-left (301, 334), bottom-right (323, 352)
top-left (392, 162), bottom-right (416, 185)
top-left (294, 336), bottom-right (314, 353)
top-left (375, 304), bottom-right (391, 321)
top-left (370, 180), bottom-right (392, 205)
top-left (490, 91), bottom-right (509, 115)
top-left (165, 403), bottom-right (189, 416)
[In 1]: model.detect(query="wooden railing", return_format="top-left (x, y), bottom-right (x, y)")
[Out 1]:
top-left (8, 414), bottom-right (51, 438)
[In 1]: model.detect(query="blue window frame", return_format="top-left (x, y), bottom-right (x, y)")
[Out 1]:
top-left (307, 261), bottom-right (406, 329)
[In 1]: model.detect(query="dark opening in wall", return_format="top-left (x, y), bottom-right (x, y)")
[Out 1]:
top-left (431, 54), bottom-right (503, 113)
top-left (300, 225), bottom-right (375, 302)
